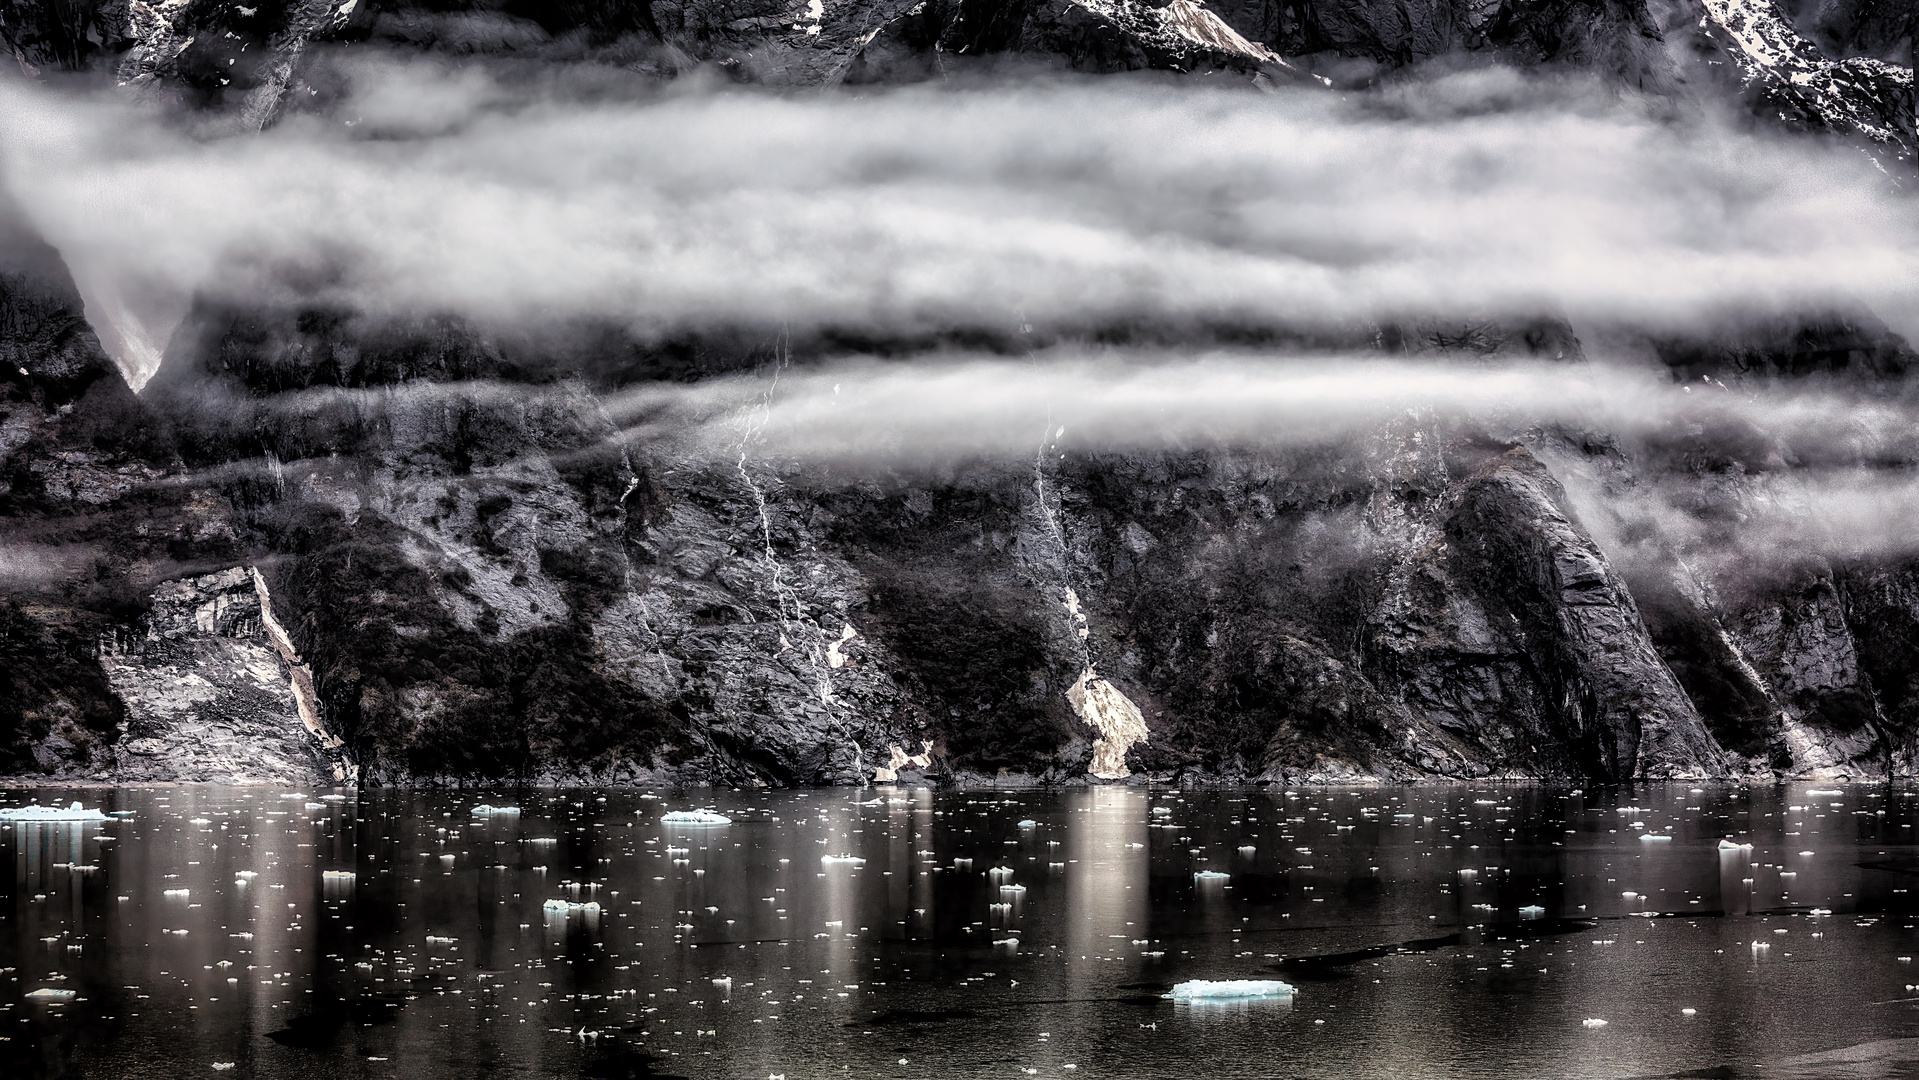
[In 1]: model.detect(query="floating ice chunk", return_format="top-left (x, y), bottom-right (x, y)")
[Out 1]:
top-left (1682, 1008), bottom-right (1697, 1016)
top-left (1238, 846), bottom-right (1256, 855)
top-left (1519, 905), bottom-right (1545, 918)
top-left (26, 988), bottom-right (76, 1000)
top-left (1640, 834), bottom-right (1673, 843)
top-left (1166, 980), bottom-right (1294, 1000)
top-left (1807, 789), bottom-right (1843, 796)
top-left (0, 801), bottom-right (108, 822)
top-left (662, 809), bottom-right (732, 825)
top-left (1717, 840), bottom-right (1751, 851)
top-left (821, 855), bottom-right (866, 866)
top-left (471, 805), bottom-right (520, 817)
top-left (1582, 1018), bottom-right (1608, 1028)
top-left (1799, 851), bottom-right (1815, 856)
top-left (211, 1063), bottom-right (235, 1071)
top-left (1194, 870), bottom-right (1231, 882)
top-left (989, 866), bottom-right (1016, 882)
top-left (1018, 820), bottom-right (1038, 828)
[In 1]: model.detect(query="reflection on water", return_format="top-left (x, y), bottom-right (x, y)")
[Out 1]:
top-left (5, 783), bottom-right (1919, 1079)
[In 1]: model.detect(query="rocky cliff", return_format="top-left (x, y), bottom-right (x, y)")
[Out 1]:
top-left (0, 0), bottom-right (1915, 786)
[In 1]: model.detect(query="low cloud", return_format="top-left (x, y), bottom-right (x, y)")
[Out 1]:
top-left (0, 59), bottom-right (1915, 388)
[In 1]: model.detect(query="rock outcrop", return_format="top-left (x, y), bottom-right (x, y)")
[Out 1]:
top-left (97, 567), bottom-right (350, 783)
top-left (1, 0), bottom-right (1917, 787)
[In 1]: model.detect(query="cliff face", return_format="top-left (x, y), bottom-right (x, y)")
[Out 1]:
top-left (1, 0), bottom-right (1916, 786)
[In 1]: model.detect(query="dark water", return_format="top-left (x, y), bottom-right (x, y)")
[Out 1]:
top-left (6, 783), bottom-right (1919, 1079)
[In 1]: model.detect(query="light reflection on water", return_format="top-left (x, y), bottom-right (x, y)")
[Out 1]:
top-left (4, 783), bottom-right (1919, 1079)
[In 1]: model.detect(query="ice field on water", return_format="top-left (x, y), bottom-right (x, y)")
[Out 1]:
top-left (6, 784), bottom-right (1919, 1079)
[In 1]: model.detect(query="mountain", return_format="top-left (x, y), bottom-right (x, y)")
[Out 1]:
top-left (1, 0), bottom-right (1915, 786)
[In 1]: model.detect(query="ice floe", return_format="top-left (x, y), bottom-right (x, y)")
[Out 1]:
top-left (0, 802), bottom-right (109, 822)
top-left (1166, 980), bottom-right (1295, 1000)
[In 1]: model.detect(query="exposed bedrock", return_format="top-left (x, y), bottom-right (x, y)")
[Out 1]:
top-left (2, 0), bottom-right (1918, 785)
top-left (9, 237), bottom-right (1919, 784)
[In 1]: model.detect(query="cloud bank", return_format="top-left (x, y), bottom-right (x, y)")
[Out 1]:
top-left (1, 59), bottom-right (1916, 388)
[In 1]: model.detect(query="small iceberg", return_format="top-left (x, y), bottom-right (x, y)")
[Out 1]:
top-left (25, 988), bottom-right (77, 1000)
top-left (1717, 839), bottom-right (1751, 851)
top-left (1582, 1018), bottom-right (1609, 1028)
top-left (1017, 819), bottom-right (1038, 828)
top-left (0, 802), bottom-right (108, 822)
top-left (471, 805), bottom-right (520, 817)
top-left (1166, 980), bottom-right (1294, 1000)
top-left (543, 899), bottom-right (602, 916)
top-left (661, 809), bottom-right (732, 825)
top-left (1194, 870), bottom-right (1230, 882)
top-left (1519, 905), bottom-right (1545, 918)
top-left (1640, 834), bottom-right (1673, 843)
top-left (821, 854), bottom-right (866, 866)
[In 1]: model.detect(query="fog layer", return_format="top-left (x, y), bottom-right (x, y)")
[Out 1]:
top-left (1, 59), bottom-right (1915, 387)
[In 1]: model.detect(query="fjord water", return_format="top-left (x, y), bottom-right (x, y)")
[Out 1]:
top-left (5, 785), bottom-right (1919, 1080)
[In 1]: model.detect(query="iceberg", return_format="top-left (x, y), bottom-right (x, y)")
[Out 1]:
top-left (1166, 980), bottom-right (1295, 1000)
top-left (0, 801), bottom-right (109, 822)
top-left (661, 809), bottom-right (732, 825)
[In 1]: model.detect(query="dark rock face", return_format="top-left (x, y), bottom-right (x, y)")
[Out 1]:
top-left (1443, 446), bottom-right (1722, 779)
top-left (0, 0), bottom-right (1916, 787)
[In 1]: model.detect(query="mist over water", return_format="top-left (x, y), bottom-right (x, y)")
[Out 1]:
top-left (7, 784), bottom-right (1919, 1080)
top-left (2, 60), bottom-right (1917, 388)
